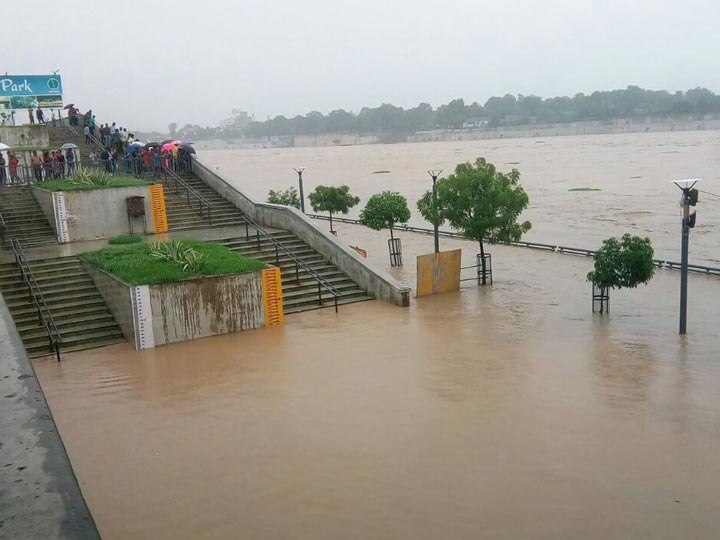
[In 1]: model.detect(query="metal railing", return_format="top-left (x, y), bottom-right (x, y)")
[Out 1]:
top-left (306, 214), bottom-right (720, 277)
top-left (0, 210), bottom-right (6, 246)
top-left (240, 214), bottom-right (342, 312)
top-left (158, 167), bottom-right (213, 224)
top-left (9, 238), bottom-right (62, 361)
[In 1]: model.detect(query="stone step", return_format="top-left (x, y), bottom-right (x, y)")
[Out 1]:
top-left (282, 281), bottom-right (362, 301)
top-left (19, 317), bottom-right (118, 341)
top-left (8, 297), bottom-right (108, 318)
top-left (11, 304), bottom-right (113, 326)
top-left (25, 328), bottom-right (124, 356)
top-left (1, 275), bottom-right (94, 294)
top-left (0, 269), bottom-right (88, 286)
top-left (283, 292), bottom-right (374, 313)
top-left (4, 290), bottom-right (103, 309)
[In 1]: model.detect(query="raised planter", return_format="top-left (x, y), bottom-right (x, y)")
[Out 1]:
top-left (84, 263), bottom-right (276, 349)
top-left (32, 184), bottom-right (166, 243)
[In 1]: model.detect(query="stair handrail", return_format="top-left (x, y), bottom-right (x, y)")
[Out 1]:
top-left (9, 238), bottom-right (62, 361)
top-left (0, 210), bottom-right (6, 246)
top-left (241, 213), bottom-right (343, 312)
top-left (158, 167), bottom-right (213, 224)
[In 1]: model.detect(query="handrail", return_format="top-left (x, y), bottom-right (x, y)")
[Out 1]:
top-left (241, 213), bottom-right (343, 311)
top-left (158, 167), bottom-right (213, 224)
top-left (306, 213), bottom-right (720, 277)
top-left (9, 238), bottom-right (62, 361)
top-left (0, 210), bottom-right (6, 246)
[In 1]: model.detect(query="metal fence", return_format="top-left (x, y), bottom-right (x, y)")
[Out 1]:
top-left (306, 214), bottom-right (720, 277)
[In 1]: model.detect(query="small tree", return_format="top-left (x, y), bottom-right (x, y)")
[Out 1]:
top-left (308, 185), bottom-right (360, 233)
top-left (359, 191), bottom-right (411, 240)
top-left (267, 187), bottom-right (301, 209)
top-left (430, 157), bottom-right (531, 284)
top-left (587, 234), bottom-right (655, 313)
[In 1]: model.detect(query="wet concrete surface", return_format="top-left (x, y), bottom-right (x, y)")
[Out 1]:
top-left (0, 295), bottom-right (99, 539)
top-left (31, 227), bottom-right (720, 540)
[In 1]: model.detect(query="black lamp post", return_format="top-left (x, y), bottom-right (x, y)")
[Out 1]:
top-left (294, 167), bottom-right (306, 213)
top-left (428, 169), bottom-right (443, 253)
top-left (672, 178), bottom-right (700, 335)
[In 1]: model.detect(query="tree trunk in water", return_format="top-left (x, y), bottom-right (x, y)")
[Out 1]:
top-left (329, 211), bottom-right (334, 233)
top-left (600, 286), bottom-right (606, 314)
top-left (479, 238), bottom-right (486, 285)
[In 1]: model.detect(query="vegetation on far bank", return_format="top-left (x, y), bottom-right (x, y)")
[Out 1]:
top-left (81, 240), bottom-right (266, 285)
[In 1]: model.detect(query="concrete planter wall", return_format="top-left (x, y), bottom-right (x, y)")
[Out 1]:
top-left (192, 157), bottom-right (411, 307)
top-left (32, 185), bottom-right (154, 243)
top-left (84, 264), bottom-right (266, 349)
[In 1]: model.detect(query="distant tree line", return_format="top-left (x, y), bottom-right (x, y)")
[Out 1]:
top-left (177, 86), bottom-right (720, 140)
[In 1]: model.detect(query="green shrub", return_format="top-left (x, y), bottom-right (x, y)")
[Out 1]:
top-left (148, 240), bottom-right (205, 272)
top-left (108, 234), bottom-right (143, 245)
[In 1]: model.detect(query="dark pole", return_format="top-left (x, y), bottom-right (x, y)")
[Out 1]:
top-left (673, 178), bottom-right (700, 335)
top-left (428, 170), bottom-right (443, 253)
top-left (294, 167), bottom-right (305, 213)
top-left (679, 188), bottom-right (690, 335)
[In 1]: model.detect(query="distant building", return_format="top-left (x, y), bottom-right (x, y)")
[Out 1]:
top-left (463, 117), bottom-right (490, 128)
top-left (220, 109), bottom-right (253, 128)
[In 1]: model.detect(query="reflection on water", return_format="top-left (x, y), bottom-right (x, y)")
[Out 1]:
top-left (204, 130), bottom-right (720, 265)
top-left (34, 231), bottom-right (720, 540)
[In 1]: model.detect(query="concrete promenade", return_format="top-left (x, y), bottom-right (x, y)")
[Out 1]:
top-left (0, 294), bottom-right (99, 540)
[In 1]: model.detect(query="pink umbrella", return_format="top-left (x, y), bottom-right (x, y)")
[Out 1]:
top-left (160, 141), bottom-right (178, 152)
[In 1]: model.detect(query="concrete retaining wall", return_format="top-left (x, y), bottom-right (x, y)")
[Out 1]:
top-left (84, 264), bottom-right (266, 349)
top-left (32, 185), bottom-right (154, 242)
top-left (0, 125), bottom-right (50, 150)
top-left (192, 158), bottom-right (411, 306)
top-left (83, 264), bottom-right (137, 345)
top-left (149, 272), bottom-right (264, 346)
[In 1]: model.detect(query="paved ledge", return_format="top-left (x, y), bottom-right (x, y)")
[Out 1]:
top-left (0, 295), bottom-right (100, 540)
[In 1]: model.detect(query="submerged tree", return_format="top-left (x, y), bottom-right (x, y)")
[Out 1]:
top-left (308, 185), bottom-right (360, 233)
top-left (430, 157), bottom-right (531, 284)
top-left (359, 191), bottom-right (411, 241)
top-left (587, 234), bottom-right (655, 313)
top-left (267, 187), bottom-right (301, 209)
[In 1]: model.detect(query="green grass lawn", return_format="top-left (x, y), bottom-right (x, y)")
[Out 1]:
top-left (81, 240), bottom-right (266, 285)
top-left (39, 175), bottom-right (149, 191)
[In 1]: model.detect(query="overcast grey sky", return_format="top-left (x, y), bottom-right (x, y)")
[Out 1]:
top-left (7, 0), bottom-right (720, 131)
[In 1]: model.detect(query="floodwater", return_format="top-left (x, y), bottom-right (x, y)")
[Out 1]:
top-left (203, 130), bottom-right (720, 265)
top-left (34, 227), bottom-right (720, 540)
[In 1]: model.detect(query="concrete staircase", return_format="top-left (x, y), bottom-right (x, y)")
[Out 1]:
top-left (217, 232), bottom-right (374, 313)
top-left (47, 125), bottom-right (99, 163)
top-left (0, 256), bottom-right (124, 357)
top-left (163, 174), bottom-right (248, 231)
top-left (0, 187), bottom-right (57, 247)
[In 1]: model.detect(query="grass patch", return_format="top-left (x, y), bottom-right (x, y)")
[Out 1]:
top-left (568, 187), bottom-right (602, 192)
top-left (39, 175), bottom-right (149, 191)
top-left (108, 233), bottom-right (143, 245)
top-left (81, 240), bottom-right (266, 285)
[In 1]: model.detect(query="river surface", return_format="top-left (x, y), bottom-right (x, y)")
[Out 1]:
top-left (203, 131), bottom-right (720, 265)
top-left (34, 228), bottom-right (720, 540)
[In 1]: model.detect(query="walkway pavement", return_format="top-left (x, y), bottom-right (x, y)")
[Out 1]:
top-left (0, 294), bottom-right (99, 540)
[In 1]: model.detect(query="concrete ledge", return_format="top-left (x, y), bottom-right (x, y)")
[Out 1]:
top-left (192, 157), bottom-right (411, 307)
top-left (84, 262), bottom-right (266, 349)
top-left (0, 294), bottom-right (100, 539)
top-left (32, 184), bottom-right (154, 243)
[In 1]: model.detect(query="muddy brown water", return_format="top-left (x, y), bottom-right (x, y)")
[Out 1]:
top-left (203, 130), bottom-right (720, 265)
top-left (34, 228), bottom-right (720, 540)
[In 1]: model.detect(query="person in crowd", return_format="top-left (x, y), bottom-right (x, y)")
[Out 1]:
top-left (84, 124), bottom-right (91, 144)
top-left (50, 151), bottom-right (58, 178)
top-left (152, 148), bottom-right (161, 174)
top-left (142, 147), bottom-right (152, 176)
top-left (89, 150), bottom-right (98, 167)
top-left (100, 148), bottom-right (111, 173)
top-left (37, 108), bottom-right (46, 124)
top-left (42, 152), bottom-right (52, 181)
top-left (30, 151), bottom-right (43, 182)
top-left (88, 115), bottom-right (96, 137)
top-left (100, 124), bottom-right (107, 145)
top-left (65, 149), bottom-right (75, 175)
top-left (68, 106), bottom-right (77, 126)
top-left (83, 109), bottom-right (92, 127)
top-left (8, 153), bottom-right (19, 184)
top-left (0, 153), bottom-right (6, 186)
top-left (57, 149), bottom-right (66, 177)
top-left (28, 106), bottom-right (35, 125)
top-left (109, 147), bottom-right (119, 173)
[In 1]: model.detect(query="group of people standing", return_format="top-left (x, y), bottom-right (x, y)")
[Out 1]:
top-left (28, 149), bottom-right (77, 183)
top-left (0, 153), bottom-right (20, 186)
top-left (26, 106), bottom-right (46, 125)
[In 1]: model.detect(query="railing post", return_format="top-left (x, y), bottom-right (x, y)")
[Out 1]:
top-left (55, 341), bottom-right (61, 362)
top-left (245, 222), bottom-right (249, 240)
top-left (295, 263), bottom-right (299, 282)
top-left (275, 245), bottom-right (279, 266)
top-left (334, 295), bottom-right (338, 313)
top-left (256, 230), bottom-right (261, 250)
top-left (318, 282), bottom-right (322, 305)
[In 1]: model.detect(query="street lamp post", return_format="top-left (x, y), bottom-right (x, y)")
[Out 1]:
top-left (428, 169), bottom-right (442, 253)
top-left (294, 167), bottom-right (306, 213)
top-left (671, 178), bottom-right (700, 335)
